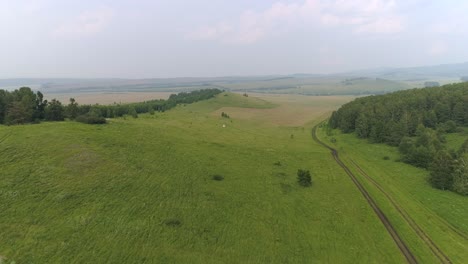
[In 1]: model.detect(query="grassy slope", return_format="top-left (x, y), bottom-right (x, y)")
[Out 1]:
top-left (0, 93), bottom-right (406, 263)
top-left (317, 128), bottom-right (468, 263)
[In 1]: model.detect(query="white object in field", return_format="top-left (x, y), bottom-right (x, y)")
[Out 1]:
top-left (222, 124), bottom-right (226, 128)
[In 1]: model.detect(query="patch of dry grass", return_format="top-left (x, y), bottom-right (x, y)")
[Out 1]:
top-left (46, 92), bottom-right (172, 105)
top-left (213, 93), bottom-right (353, 126)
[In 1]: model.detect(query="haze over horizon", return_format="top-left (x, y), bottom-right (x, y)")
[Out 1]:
top-left (2, 0), bottom-right (468, 78)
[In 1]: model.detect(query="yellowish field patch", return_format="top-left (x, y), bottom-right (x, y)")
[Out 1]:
top-left (47, 92), bottom-right (172, 105)
top-left (214, 93), bottom-right (353, 126)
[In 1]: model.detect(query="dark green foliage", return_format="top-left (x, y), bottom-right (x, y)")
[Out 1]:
top-left (383, 156), bottom-right (390, 160)
top-left (129, 107), bottom-right (138, 118)
top-left (2, 87), bottom-right (39, 124)
top-left (5, 101), bottom-right (32, 124)
top-left (273, 161), bottom-right (281, 166)
top-left (330, 83), bottom-right (468, 140)
top-left (66, 98), bottom-right (79, 119)
top-left (331, 83), bottom-right (468, 195)
top-left (212, 174), bottom-right (224, 181)
top-left (221, 112), bottom-right (230, 118)
top-left (34, 91), bottom-right (47, 120)
top-left (429, 151), bottom-right (454, 190)
top-left (45, 99), bottom-right (65, 121)
top-left (164, 218), bottom-right (182, 227)
top-left (440, 120), bottom-right (457, 133)
top-left (0, 88), bottom-right (222, 126)
top-left (297, 169), bottom-right (312, 187)
top-left (458, 139), bottom-right (468, 156)
top-left (148, 106), bottom-right (155, 115)
top-left (452, 155), bottom-right (468, 195)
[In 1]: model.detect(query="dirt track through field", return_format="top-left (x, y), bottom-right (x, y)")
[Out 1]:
top-left (349, 159), bottom-right (452, 264)
top-left (311, 125), bottom-right (418, 264)
top-left (0, 132), bottom-right (11, 144)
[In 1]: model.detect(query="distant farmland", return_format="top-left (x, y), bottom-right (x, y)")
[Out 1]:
top-left (1, 75), bottom-right (411, 102)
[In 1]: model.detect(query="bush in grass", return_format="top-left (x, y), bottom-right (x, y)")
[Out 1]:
top-left (164, 218), bottom-right (182, 227)
top-left (75, 115), bottom-right (107, 124)
top-left (297, 169), bottom-right (312, 187)
top-left (212, 174), bottom-right (224, 181)
top-left (383, 156), bottom-right (390, 160)
top-left (273, 161), bottom-right (281, 166)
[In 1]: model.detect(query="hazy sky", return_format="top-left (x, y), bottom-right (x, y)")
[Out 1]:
top-left (1, 0), bottom-right (468, 78)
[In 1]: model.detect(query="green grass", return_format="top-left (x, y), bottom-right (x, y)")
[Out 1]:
top-left (0, 93), bottom-right (408, 263)
top-left (317, 127), bottom-right (468, 263)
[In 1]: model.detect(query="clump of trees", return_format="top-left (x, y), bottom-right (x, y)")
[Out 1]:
top-left (297, 169), bottom-right (312, 187)
top-left (0, 87), bottom-right (62, 125)
top-left (0, 88), bottom-right (222, 125)
top-left (221, 112), bottom-right (230, 118)
top-left (329, 82), bottom-right (468, 195)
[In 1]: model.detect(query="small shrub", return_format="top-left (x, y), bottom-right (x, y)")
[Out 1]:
top-left (164, 218), bottom-right (182, 227)
top-left (383, 156), bottom-right (390, 160)
top-left (330, 138), bottom-right (337, 143)
top-left (297, 169), bottom-right (312, 187)
top-left (273, 161), bottom-right (281, 166)
top-left (212, 174), bottom-right (224, 181)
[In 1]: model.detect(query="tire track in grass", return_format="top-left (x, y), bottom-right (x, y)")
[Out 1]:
top-left (352, 159), bottom-right (468, 242)
top-left (311, 125), bottom-right (418, 264)
top-left (349, 159), bottom-right (452, 264)
top-left (0, 132), bottom-right (11, 144)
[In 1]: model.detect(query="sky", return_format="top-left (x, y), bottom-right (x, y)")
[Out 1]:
top-left (1, 0), bottom-right (468, 78)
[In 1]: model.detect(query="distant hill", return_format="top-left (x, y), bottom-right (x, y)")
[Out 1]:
top-left (0, 75), bottom-right (409, 96)
top-left (2, 62), bottom-right (467, 95)
top-left (341, 62), bottom-right (468, 82)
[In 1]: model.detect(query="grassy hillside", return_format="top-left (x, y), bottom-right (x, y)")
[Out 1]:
top-left (0, 93), bottom-right (412, 263)
top-left (317, 127), bottom-right (468, 263)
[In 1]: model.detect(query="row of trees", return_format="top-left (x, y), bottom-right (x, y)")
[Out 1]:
top-left (329, 82), bottom-right (468, 195)
top-left (0, 87), bottom-right (222, 125)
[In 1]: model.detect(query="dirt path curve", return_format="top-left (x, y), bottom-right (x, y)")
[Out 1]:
top-left (311, 124), bottom-right (418, 264)
top-left (349, 159), bottom-right (452, 264)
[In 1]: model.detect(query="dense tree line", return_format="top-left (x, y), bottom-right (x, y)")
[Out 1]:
top-left (0, 87), bottom-right (222, 125)
top-left (329, 82), bottom-right (468, 195)
top-left (0, 87), bottom-right (59, 124)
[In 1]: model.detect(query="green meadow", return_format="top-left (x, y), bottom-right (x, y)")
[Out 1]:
top-left (317, 126), bottom-right (468, 263)
top-left (1, 92), bottom-right (465, 263)
top-left (0, 93), bottom-right (409, 263)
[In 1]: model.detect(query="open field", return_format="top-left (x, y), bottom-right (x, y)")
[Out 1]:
top-left (317, 126), bottom-right (468, 264)
top-left (2, 74), bottom-right (413, 99)
top-left (214, 94), bottom-right (353, 126)
top-left (1, 92), bottom-right (466, 263)
top-left (46, 92), bottom-right (173, 105)
top-left (0, 93), bottom-right (415, 263)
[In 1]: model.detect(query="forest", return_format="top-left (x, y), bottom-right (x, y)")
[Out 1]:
top-left (329, 82), bottom-right (468, 195)
top-left (0, 87), bottom-right (222, 125)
